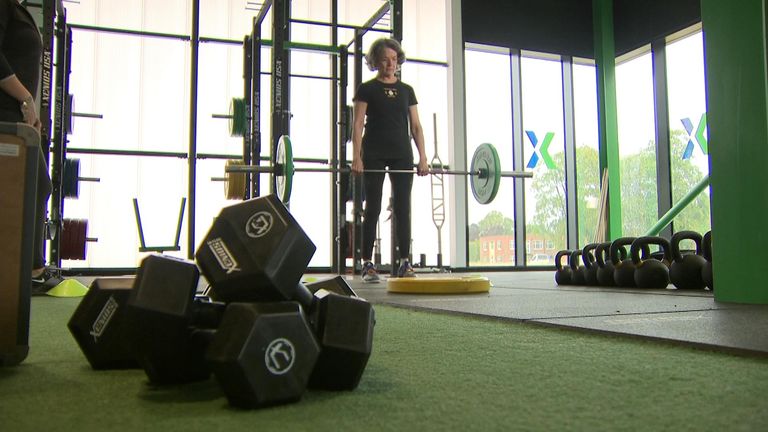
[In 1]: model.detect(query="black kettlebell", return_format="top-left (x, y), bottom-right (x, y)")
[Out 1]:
top-left (702, 231), bottom-right (714, 291)
top-left (581, 243), bottom-right (600, 286)
top-left (669, 230), bottom-right (706, 290)
top-left (554, 250), bottom-right (573, 285)
top-left (569, 249), bottom-right (586, 285)
top-left (632, 236), bottom-right (672, 289)
top-left (611, 237), bottom-right (645, 287)
top-left (595, 242), bottom-right (624, 287)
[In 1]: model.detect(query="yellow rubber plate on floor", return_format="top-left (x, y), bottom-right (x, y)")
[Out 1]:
top-left (387, 276), bottom-right (491, 294)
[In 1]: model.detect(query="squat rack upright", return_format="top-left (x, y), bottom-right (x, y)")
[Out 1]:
top-left (245, 0), bottom-right (402, 275)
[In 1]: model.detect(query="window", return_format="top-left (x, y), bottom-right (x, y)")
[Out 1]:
top-left (573, 61), bottom-right (601, 246)
top-left (616, 50), bottom-right (658, 236)
top-left (521, 54), bottom-right (566, 264)
top-left (666, 31), bottom-right (710, 235)
top-left (465, 46), bottom-right (515, 267)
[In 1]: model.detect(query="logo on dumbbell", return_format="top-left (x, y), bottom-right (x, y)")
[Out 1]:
top-left (264, 338), bottom-right (295, 375)
top-left (207, 238), bottom-right (241, 274)
top-left (89, 295), bottom-right (119, 342)
top-left (246, 211), bottom-right (273, 238)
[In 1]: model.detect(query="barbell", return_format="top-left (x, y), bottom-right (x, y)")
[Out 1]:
top-left (221, 136), bottom-right (532, 204)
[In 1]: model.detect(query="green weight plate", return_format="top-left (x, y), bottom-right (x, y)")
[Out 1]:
top-left (470, 143), bottom-right (501, 205)
top-left (228, 97), bottom-right (246, 137)
top-left (63, 158), bottom-right (80, 199)
top-left (275, 135), bottom-right (293, 204)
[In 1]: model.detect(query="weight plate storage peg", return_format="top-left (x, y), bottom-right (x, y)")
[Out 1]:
top-left (669, 230), bottom-right (707, 290)
top-left (469, 143), bottom-right (501, 205)
top-left (631, 236), bottom-right (672, 289)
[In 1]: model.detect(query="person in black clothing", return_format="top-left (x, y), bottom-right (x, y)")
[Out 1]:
top-left (1, 0), bottom-right (54, 291)
top-left (352, 38), bottom-right (428, 282)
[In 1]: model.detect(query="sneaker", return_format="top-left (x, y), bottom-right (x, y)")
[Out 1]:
top-left (362, 261), bottom-right (380, 283)
top-left (31, 268), bottom-right (63, 296)
top-left (397, 259), bottom-right (416, 278)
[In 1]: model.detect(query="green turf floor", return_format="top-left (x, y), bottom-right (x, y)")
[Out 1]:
top-left (2, 297), bottom-right (768, 431)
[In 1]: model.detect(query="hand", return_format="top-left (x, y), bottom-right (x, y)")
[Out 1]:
top-left (417, 158), bottom-right (429, 176)
top-left (351, 158), bottom-right (364, 176)
top-left (20, 96), bottom-right (41, 132)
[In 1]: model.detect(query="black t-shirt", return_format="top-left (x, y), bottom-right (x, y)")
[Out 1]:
top-left (354, 78), bottom-right (418, 160)
top-left (0, 0), bottom-right (42, 121)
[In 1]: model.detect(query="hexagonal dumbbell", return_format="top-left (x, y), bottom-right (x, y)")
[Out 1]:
top-left (206, 301), bottom-right (320, 408)
top-left (124, 254), bottom-right (320, 408)
top-left (306, 275), bottom-right (358, 297)
top-left (123, 254), bottom-right (225, 384)
top-left (196, 195), bottom-right (375, 391)
top-left (68, 276), bottom-right (140, 370)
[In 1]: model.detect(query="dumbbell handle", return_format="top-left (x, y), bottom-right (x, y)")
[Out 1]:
top-left (191, 298), bottom-right (227, 329)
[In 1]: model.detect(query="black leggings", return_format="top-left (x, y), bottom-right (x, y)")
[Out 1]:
top-left (362, 157), bottom-right (413, 261)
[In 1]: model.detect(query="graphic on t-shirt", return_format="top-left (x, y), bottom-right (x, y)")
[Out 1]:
top-left (383, 88), bottom-right (398, 98)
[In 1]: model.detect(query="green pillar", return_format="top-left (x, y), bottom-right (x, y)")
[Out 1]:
top-left (592, 0), bottom-right (622, 240)
top-left (701, 0), bottom-right (768, 303)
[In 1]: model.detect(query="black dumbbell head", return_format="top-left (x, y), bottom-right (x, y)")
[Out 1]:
top-left (305, 276), bottom-right (358, 297)
top-left (206, 302), bottom-right (320, 408)
top-left (68, 277), bottom-right (140, 370)
top-left (125, 254), bottom-right (213, 384)
top-left (307, 290), bottom-right (375, 390)
top-left (195, 195), bottom-right (316, 303)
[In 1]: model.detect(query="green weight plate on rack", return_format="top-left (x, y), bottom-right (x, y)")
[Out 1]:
top-left (62, 158), bottom-right (80, 199)
top-left (229, 97), bottom-right (246, 137)
top-left (470, 143), bottom-right (501, 205)
top-left (275, 135), bottom-right (294, 204)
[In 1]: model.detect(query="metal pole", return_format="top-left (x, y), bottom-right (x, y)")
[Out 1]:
top-left (243, 35), bottom-right (253, 198)
top-left (252, 18), bottom-right (262, 198)
top-left (331, 0), bottom-right (340, 274)
top-left (644, 175), bottom-right (710, 237)
top-left (49, 9), bottom-right (68, 267)
top-left (187, 0), bottom-right (200, 259)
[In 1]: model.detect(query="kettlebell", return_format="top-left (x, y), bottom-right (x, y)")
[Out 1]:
top-left (595, 242), bottom-right (624, 287)
top-left (611, 237), bottom-right (646, 287)
top-left (669, 230), bottom-right (706, 290)
top-left (632, 236), bottom-right (672, 289)
top-left (554, 250), bottom-right (573, 285)
top-left (702, 231), bottom-right (714, 291)
top-left (581, 243), bottom-right (600, 286)
top-left (569, 249), bottom-right (586, 285)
